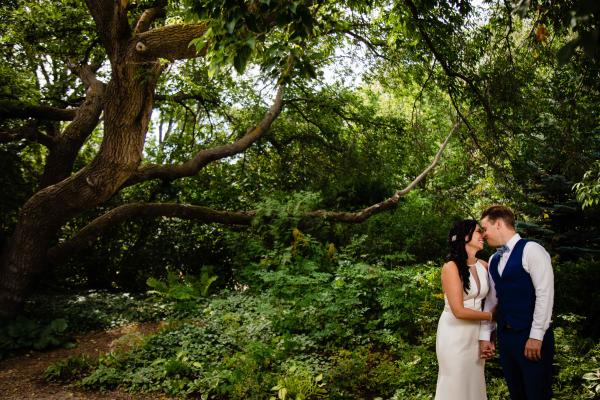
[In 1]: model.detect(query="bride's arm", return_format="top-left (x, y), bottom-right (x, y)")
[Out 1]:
top-left (442, 261), bottom-right (493, 321)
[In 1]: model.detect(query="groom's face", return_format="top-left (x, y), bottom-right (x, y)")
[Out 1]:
top-left (480, 217), bottom-right (501, 247)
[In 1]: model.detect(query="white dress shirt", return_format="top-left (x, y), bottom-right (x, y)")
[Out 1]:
top-left (479, 233), bottom-right (554, 341)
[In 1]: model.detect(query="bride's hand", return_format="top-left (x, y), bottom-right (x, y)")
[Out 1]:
top-left (479, 340), bottom-right (495, 359)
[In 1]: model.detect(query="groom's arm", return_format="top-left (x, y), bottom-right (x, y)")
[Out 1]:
top-left (523, 242), bottom-right (554, 361)
top-left (524, 242), bottom-right (554, 341)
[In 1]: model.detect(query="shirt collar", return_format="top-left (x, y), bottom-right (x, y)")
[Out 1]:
top-left (505, 233), bottom-right (521, 251)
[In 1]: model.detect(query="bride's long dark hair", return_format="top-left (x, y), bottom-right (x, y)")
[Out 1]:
top-left (446, 219), bottom-right (478, 294)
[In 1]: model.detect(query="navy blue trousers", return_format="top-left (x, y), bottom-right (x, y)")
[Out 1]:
top-left (497, 327), bottom-right (554, 400)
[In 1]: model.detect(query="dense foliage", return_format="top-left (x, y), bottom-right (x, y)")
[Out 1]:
top-left (0, 0), bottom-right (599, 398)
top-left (23, 232), bottom-right (600, 399)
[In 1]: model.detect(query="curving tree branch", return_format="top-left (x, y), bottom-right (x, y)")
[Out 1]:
top-left (47, 203), bottom-right (255, 263)
top-left (49, 117), bottom-right (459, 262)
top-left (38, 63), bottom-right (106, 189)
top-left (134, 0), bottom-right (167, 34)
top-left (305, 118), bottom-right (460, 222)
top-left (124, 84), bottom-right (286, 186)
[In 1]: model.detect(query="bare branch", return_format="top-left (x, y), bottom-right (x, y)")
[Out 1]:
top-left (38, 63), bottom-right (106, 189)
top-left (48, 118), bottom-right (459, 261)
top-left (0, 100), bottom-right (77, 121)
top-left (47, 202), bottom-right (255, 263)
top-left (129, 23), bottom-right (208, 62)
top-left (58, 63), bottom-right (105, 147)
top-left (85, 0), bottom-right (131, 60)
top-left (124, 84), bottom-right (286, 186)
top-left (69, 63), bottom-right (103, 90)
top-left (305, 118), bottom-right (460, 223)
top-left (134, 1), bottom-right (167, 34)
top-left (0, 123), bottom-right (54, 147)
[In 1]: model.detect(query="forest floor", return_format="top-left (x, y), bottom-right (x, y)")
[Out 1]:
top-left (0, 322), bottom-right (173, 400)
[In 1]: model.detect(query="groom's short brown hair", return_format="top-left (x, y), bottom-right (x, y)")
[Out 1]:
top-left (481, 205), bottom-right (515, 229)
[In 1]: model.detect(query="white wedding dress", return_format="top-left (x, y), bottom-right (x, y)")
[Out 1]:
top-left (435, 260), bottom-right (489, 400)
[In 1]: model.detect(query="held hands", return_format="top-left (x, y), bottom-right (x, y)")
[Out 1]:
top-left (524, 338), bottom-right (543, 361)
top-left (479, 340), bottom-right (495, 359)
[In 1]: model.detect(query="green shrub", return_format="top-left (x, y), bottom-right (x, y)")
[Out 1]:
top-left (43, 354), bottom-right (95, 382)
top-left (554, 258), bottom-right (600, 338)
top-left (326, 344), bottom-right (436, 399)
top-left (80, 365), bottom-right (122, 389)
top-left (271, 361), bottom-right (326, 400)
top-left (72, 235), bottom-right (598, 399)
top-left (583, 369), bottom-right (600, 399)
top-left (552, 316), bottom-right (600, 399)
top-left (146, 267), bottom-right (217, 317)
top-left (0, 316), bottom-right (72, 358)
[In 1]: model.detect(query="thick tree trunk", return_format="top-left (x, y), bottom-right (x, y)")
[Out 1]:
top-left (0, 62), bottom-right (156, 318)
top-left (0, 194), bottom-right (66, 316)
top-left (0, 0), bottom-right (210, 317)
top-left (39, 138), bottom-right (88, 189)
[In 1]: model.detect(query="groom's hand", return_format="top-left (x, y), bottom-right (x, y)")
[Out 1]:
top-left (479, 340), bottom-right (495, 359)
top-left (524, 338), bottom-right (542, 361)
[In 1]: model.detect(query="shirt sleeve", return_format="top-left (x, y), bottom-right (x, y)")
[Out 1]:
top-left (523, 242), bottom-right (554, 341)
top-left (479, 266), bottom-right (497, 341)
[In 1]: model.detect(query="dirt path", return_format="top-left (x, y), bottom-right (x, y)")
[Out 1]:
top-left (0, 322), bottom-right (173, 399)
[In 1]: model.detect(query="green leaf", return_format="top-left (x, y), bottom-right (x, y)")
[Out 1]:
top-left (168, 285), bottom-right (194, 300)
top-left (233, 45), bottom-right (252, 74)
top-left (146, 277), bottom-right (168, 293)
top-left (226, 18), bottom-right (237, 34)
top-left (278, 387), bottom-right (287, 400)
top-left (246, 36), bottom-right (256, 50)
top-left (49, 319), bottom-right (68, 333)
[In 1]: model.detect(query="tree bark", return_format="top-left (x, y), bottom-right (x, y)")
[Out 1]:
top-left (0, 1), bottom-right (165, 318)
top-left (47, 203), bottom-right (255, 264)
top-left (0, 1), bottom-right (254, 316)
top-left (39, 65), bottom-right (106, 189)
top-left (0, 100), bottom-right (77, 121)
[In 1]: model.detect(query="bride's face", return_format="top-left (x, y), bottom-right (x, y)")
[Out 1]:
top-left (466, 226), bottom-right (484, 251)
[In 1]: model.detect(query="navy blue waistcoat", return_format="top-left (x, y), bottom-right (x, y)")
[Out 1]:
top-left (490, 239), bottom-right (535, 331)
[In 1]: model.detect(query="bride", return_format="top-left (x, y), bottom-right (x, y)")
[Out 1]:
top-left (435, 219), bottom-right (493, 400)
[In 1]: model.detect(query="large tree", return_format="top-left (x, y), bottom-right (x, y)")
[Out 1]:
top-left (0, 0), bottom-right (472, 317)
top-left (2, 0), bottom-right (597, 318)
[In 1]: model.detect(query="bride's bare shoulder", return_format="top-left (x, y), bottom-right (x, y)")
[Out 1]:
top-left (441, 261), bottom-right (459, 273)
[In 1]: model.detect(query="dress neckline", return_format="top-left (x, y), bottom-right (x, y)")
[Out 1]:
top-left (469, 262), bottom-right (482, 297)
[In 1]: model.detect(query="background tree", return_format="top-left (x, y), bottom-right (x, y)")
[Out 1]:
top-left (0, 0), bottom-right (598, 320)
top-left (0, 0), bottom-right (464, 317)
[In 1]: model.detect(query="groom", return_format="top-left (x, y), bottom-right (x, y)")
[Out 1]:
top-left (478, 205), bottom-right (554, 400)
